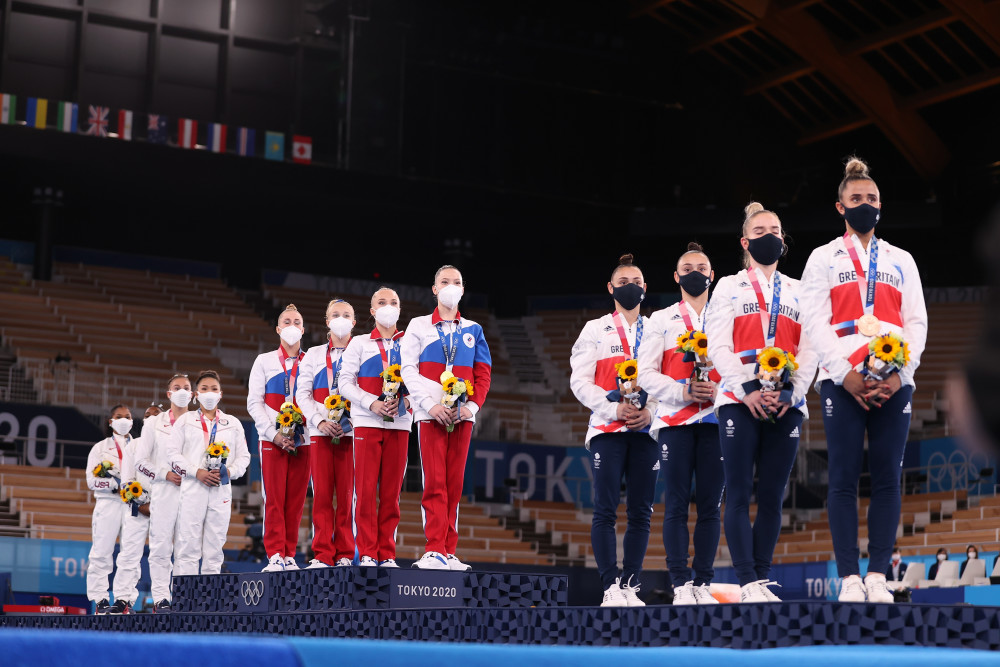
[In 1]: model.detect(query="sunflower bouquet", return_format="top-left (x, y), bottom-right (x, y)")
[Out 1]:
top-left (744, 347), bottom-right (799, 421)
top-left (323, 394), bottom-right (351, 443)
top-left (613, 359), bottom-right (645, 409)
top-left (863, 332), bottom-right (910, 382)
top-left (380, 363), bottom-right (405, 422)
top-left (91, 460), bottom-right (118, 480)
top-left (204, 440), bottom-right (231, 485)
top-left (676, 330), bottom-right (713, 382)
top-left (119, 480), bottom-right (150, 517)
top-left (440, 371), bottom-right (473, 433)
top-left (275, 401), bottom-right (305, 450)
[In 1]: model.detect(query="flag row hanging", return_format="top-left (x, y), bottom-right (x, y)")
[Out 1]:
top-left (0, 94), bottom-right (314, 164)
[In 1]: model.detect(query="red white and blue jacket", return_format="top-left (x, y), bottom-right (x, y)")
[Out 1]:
top-left (638, 301), bottom-right (720, 431)
top-left (248, 347), bottom-right (305, 444)
top-left (705, 268), bottom-right (818, 417)
top-left (801, 234), bottom-right (927, 388)
top-left (570, 312), bottom-right (657, 446)
top-left (399, 309), bottom-right (492, 423)
top-left (295, 340), bottom-right (350, 438)
top-left (340, 328), bottom-right (414, 431)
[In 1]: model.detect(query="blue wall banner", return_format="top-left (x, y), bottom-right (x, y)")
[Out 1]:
top-left (0, 536), bottom-right (93, 595)
top-left (0, 402), bottom-right (102, 468)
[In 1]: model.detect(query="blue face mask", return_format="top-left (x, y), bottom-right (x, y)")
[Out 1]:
top-left (843, 203), bottom-right (880, 234)
top-left (677, 271), bottom-right (711, 297)
top-left (612, 283), bottom-right (645, 310)
top-left (746, 233), bottom-right (784, 266)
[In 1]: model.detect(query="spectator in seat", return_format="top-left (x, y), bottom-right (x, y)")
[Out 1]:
top-left (928, 547), bottom-right (948, 581)
top-left (885, 546), bottom-right (907, 581)
top-left (960, 544), bottom-right (980, 577)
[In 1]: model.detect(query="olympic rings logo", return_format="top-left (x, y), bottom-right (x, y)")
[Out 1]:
top-left (241, 579), bottom-right (265, 606)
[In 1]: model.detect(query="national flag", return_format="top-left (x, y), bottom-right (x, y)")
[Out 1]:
top-left (0, 94), bottom-right (16, 124)
top-left (292, 135), bottom-right (312, 165)
top-left (178, 118), bottom-right (197, 148)
top-left (236, 127), bottom-right (255, 157)
top-left (206, 122), bottom-right (226, 153)
top-left (85, 106), bottom-right (110, 136)
top-left (56, 102), bottom-right (78, 133)
top-left (26, 98), bottom-right (47, 129)
top-left (117, 109), bottom-right (133, 140)
top-left (264, 131), bottom-right (284, 161)
top-left (147, 113), bottom-right (168, 144)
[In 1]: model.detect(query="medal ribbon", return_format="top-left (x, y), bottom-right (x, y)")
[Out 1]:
top-left (435, 319), bottom-right (461, 370)
top-left (747, 269), bottom-right (782, 347)
top-left (325, 341), bottom-right (347, 393)
top-left (611, 311), bottom-right (644, 359)
top-left (199, 411), bottom-right (219, 448)
top-left (678, 300), bottom-right (704, 333)
top-left (843, 233), bottom-right (879, 317)
top-left (375, 336), bottom-right (399, 372)
top-left (277, 347), bottom-right (301, 401)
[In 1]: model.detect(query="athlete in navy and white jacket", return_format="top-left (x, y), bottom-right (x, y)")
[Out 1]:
top-left (569, 254), bottom-right (657, 608)
top-left (400, 266), bottom-right (491, 571)
top-left (636, 243), bottom-right (723, 605)
top-left (295, 298), bottom-right (356, 568)
top-left (340, 287), bottom-right (414, 567)
top-left (247, 304), bottom-right (310, 572)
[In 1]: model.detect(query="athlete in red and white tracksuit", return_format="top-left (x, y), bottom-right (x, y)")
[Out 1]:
top-left (400, 268), bottom-right (491, 570)
top-left (295, 300), bottom-right (356, 567)
top-left (706, 244), bottom-right (818, 599)
top-left (132, 375), bottom-right (191, 607)
top-left (340, 293), bottom-right (413, 566)
top-left (167, 402), bottom-right (250, 576)
top-left (800, 161), bottom-right (927, 601)
top-left (248, 305), bottom-right (310, 569)
top-left (85, 417), bottom-right (133, 607)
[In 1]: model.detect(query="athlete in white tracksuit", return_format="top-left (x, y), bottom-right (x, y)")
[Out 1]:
top-left (132, 374), bottom-right (192, 607)
top-left (166, 371), bottom-right (250, 576)
top-left (114, 415), bottom-right (151, 610)
top-left (85, 405), bottom-right (133, 608)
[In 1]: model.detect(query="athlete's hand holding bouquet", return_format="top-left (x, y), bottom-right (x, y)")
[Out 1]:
top-left (742, 347), bottom-right (798, 422)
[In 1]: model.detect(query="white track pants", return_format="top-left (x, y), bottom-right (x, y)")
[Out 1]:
top-left (174, 478), bottom-right (232, 576)
top-left (112, 507), bottom-right (149, 605)
top-left (86, 497), bottom-right (127, 601)
top-left (147, 481), bottom-right (181, 602)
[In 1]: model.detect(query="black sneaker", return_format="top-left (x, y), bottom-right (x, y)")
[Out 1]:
top-left (108, 599), bottom-right (131, 615)
top-left (95, 599), bottom-right (110, 615)
top-left (153, 599), bottom-right (172, 614)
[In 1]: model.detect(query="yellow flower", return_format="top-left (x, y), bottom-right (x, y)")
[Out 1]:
top-left (384, 364), bottom-right (403, 382)
top-left (676, 331), bottom-right (691, 349)
top-left (120, 488), bottom-right (129, 503)
top-left (129, 482), bottom-right (142, 496)
top-left (92, 464), bottom-right (103, 477)
top-left (208, 444), bottom-right (223, 457)
top-left (465, 379), bottom-right (473, 397)
top-left (758, 348), bottom-right (786, 372)
top-left (901, 341), bottom-right (911, 366)
top-left (786, 351), bottom-right (799, 371)
top-left (690, 331), bottom-right (708, 357)
top-left (616, 359), bottom-right (638, 382)
top-left (293, 404), bottom-right (303, 414)
top-left (873, 335), bottom-right (901, 363)
top-left (345, 399), bottom-right (352, 411)
top-left (443, 377), bottom-right (458, 393)
top-left (278, 413), bottom-right (294, 427)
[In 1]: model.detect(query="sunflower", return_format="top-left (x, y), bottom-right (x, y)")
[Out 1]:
top-left (323, 394), bottom-right (339, 410)
top-left (92, 464), bottom-right (104, 477)
top-left (676, 331), bottom-right (691, 349)
top-left (278, 413), bottom-right (294, 427)
top-left (120, 488), bottom-right (129, 503)
top-left (690, 331), bottom-right (708, 356)
top-left (785, 351), bottom-right (799, 371)
top-left (293, 404), bottom-right (303, 414)
top-left (616, 359), bottom-right (639, 382)
top-left (758, 348), bottom-right (786, 372)
top-left (208, 444), bottom-right (223, 457)
top-left (385, 364), bottom-right (403, 382)
top-left (872, 335), bottom-right (901, 363)
top-left (464, 379), bottom-right (473, 396)
top-left (443, 377), bottom-right (458, 393)
top-left (901, 341), bottom-right (911, 366)
top-left (344, 400), bottom-right (352, 411)
top-left (128, 482), bottom-right (142, 496)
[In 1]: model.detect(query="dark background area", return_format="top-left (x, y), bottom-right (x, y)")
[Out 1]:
top-left (0, 0), bottom-right (997, 315)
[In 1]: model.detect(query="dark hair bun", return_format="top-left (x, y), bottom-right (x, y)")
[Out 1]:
top-left (618, 253), bottom-right (635, 266)
top-left (686, 242), bottom-right (704, 253)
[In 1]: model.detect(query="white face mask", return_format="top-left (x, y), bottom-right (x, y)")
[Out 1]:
top-left (198, 392), bottom-right (221, 411)
top-left (279, 325), bottom-right (303, 346)
top-left (169, 389), bottom-right (192, 408)
top-left (968, 552), bottom-right (977, 559)
top-left (437, 284), bottom-right (463, 310)
top-left (891, 554), bottom-right (900, 562)
top-left (110, 418), bottom-right (133, 436)
top-left (328, 317), bottom-right (353, 339)
top-left (374, 305), bottom-right (400, 328)
top-left (937, 554), bottom-right (947, 561)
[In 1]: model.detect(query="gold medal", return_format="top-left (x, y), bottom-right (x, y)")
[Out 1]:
top-left (857, 314), bottom-right (880, 337)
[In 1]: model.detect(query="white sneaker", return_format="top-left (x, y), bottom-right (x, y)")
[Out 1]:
top-left (621, 576), bottom-right (645, 607)
top-left (359, 556), bottom-right (378, 566)
top-left (306, 559), bottom-right (329, 569)
top-left (411, 551), bottom-right (449, 570)
top-left (334, 557), bottom-right (353, 567)
top-left (865, 573), bottom-right (895, 603)
top-left (283, 557), bottom-right (299, 570)
top-left (447, 554), bottom-right (472, 571)
top-left (379, 559), bottom-right (399, 568)
top-left (600, 578), bottom-right (628, 607)
top-left (839, 574), bottom-right (867, 602)
top-left (739, 581), bottom-right (769, 603)
top-left (672, 581), bottom-right (697, 605)
top-left (759, 580), bottom-right (782, 602)
top-left (693, 583), bottom-right (719, 605)
top-left (262, 553), bottom-right (285, 572)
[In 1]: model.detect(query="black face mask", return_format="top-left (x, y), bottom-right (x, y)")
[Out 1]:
top-left (746, 233), bottom-right (784, 266)
top-left (612, 283), bottom-right (645, 310)
top-left (677, 271), bottom-right (711, 297)
top-left (842, 203), bottom-right (880, 234)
